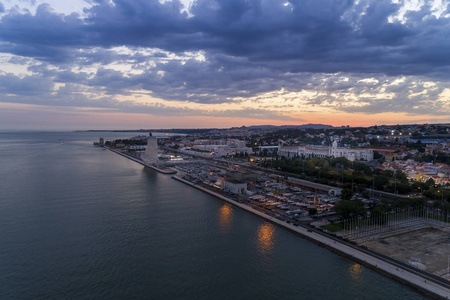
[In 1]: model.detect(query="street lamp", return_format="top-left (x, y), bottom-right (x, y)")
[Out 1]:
top-left (302, 159), bottom-right (305, 174)
top-left (394, 170), bottom-right (397, 194)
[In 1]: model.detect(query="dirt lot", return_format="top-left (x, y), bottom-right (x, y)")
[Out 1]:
top-left (362, 227), bottom-right (450, 275)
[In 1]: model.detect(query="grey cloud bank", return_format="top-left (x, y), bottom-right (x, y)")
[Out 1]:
top-left (0, 0), bottom-right (449, 119)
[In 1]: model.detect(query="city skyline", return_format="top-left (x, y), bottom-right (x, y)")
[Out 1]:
top-left (0, 0), bottom-right (449, 130)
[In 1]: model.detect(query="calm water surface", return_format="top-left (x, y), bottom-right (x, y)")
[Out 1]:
top-left (0, 132), bottom-right (429, 299)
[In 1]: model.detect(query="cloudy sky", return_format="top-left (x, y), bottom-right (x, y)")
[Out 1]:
top-left (0, 0), bottom-right (449, 130)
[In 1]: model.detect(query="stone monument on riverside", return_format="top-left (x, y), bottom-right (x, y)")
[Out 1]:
top-left (142, 133), bottom-right (159, 165)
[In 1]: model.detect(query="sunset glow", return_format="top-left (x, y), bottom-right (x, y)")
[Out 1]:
top-left (0, 0), bottom-right (449, 129)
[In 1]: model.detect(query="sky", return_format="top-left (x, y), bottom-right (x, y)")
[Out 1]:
top-left (0, 0), bottom-right (449, 130)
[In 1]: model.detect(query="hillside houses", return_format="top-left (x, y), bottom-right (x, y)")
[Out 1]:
top-left (380, 161), bottom-right (450, 185)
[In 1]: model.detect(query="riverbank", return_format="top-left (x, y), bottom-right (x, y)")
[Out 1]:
top-left (102, 146), bottom-right (449, 299)
top-left (173, 175), bottom-right (450, 300)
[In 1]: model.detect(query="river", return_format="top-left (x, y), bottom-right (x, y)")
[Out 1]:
top-left (0, 131), bottom-right (428, 299)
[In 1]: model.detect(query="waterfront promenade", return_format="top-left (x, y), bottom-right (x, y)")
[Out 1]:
top-left (106, 147), bottom-right (449, 299)
top-left (173, 175), bottom-right (450, 299)
top-left (108, 148), bottom-right (176, 174)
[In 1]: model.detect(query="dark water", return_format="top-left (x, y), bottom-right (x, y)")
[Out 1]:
top-left (0, 132), bottom-right (429, 299)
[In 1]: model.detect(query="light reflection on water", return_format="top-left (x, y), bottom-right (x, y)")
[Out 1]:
top-left (0, 132), bottom-right (429, 300)
top-left (256, 222), bottom-right (275, 255)
top-left (218, 204), bottom-right (233, 233)
top-left (349, 263), bottom-right (362, 281)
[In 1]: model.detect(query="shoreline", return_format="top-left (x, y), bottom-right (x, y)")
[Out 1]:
top-left (108, 148), bottom-right (177, 174)
top-left (173, 175), bottom-right (450, 300)
top-left (105, 147), bottom-right (449, 299)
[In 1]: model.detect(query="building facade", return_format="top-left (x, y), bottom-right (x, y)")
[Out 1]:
top-left (279, 141), bottom-right (374, 161)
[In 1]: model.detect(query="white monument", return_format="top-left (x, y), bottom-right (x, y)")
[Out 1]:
top-left (142, 133), bottom-right (159, 165)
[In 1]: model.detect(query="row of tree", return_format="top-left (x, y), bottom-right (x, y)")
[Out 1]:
top-left (333, 191), bottom-right (449, 222)
top-left (258, 155), bottom-right (449, 202)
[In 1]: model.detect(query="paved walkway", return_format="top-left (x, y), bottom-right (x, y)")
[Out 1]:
top-left (109, 148), bottom-right (177, 174)
top-left (173, 176), bottom-right (450, 299)
top-left (101, 148), bottom-right (450, 300)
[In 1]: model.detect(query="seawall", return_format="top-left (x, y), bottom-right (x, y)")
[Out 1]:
top-left (108, 148), bottom-right (177, 174)
top-left (173, 175), bottom-right (450, 300)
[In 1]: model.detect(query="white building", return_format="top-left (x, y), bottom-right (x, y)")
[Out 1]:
top-left (191, 144), bottom-right (252, 157)
top-left (279, 141), bottom-right (373, 161)
top-left (224, 180), bottom-right (247, 195)
top-left (125, 145), bottom-right (147, 150)
top-left (329, 141), bottom-right (374, 161)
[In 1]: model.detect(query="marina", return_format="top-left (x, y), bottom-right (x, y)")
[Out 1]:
top-left (107, 141), bottom-right (449, 299)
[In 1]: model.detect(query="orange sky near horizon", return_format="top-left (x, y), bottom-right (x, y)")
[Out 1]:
top-left (1, 102), bottom-right (448, 131)
top-left (1, 1), bottom-right (449, 131)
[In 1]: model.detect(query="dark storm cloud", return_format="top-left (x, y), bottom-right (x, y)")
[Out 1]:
top-left (2, 0), bottom-right (449, 72)
top-left (302, 74), bottom-right (450, 116)
top-left (0, 0), bottom-right (449, 113)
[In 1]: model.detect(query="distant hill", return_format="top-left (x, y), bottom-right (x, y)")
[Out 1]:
top-left (248, 124), bottom-right (333, 130)
top-left (77, 124), bottom-right (333, 134)
top-left (76, 128), bottom-right (214, 134)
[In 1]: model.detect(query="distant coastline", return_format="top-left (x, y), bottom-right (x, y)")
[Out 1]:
top-left (74, 129), bottom-right (209, 135)
top-left (74, 124), bottom-right (335, 134)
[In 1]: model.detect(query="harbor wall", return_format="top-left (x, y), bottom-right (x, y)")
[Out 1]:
top-left (173, 175), bottom-right (450, 300)
top-left (102, 147), bottom-right (449, 299)
top-left (108, 148), bottom-right (176, 174)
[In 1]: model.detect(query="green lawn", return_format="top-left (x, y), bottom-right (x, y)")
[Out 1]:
top-left (321, 222), bottom-right (344, 233)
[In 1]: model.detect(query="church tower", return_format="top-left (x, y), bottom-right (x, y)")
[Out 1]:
top-left (330, 140), bottom-right (338, 157)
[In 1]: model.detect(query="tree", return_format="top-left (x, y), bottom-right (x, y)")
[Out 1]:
top-left (374, 175), bottom-right (389, 190)
top-left (353, 170), bottom-right (364, 178)
top-left (393, 198), bottom-right (425, 209)
top-left (426, 178), bottom-right (435, 187)
top-left (396, 171), bottom-right (408, 184)
top-left (391, 183), bottom-right (412, 194)
top-left (332, 157), bottom-right (351, 168)
top-left (341, 188), bottom-right (354, 201)
top-left (383, 170), bottom-right (394, 178)
top-left (334, 199), bottom-right (366, 219)
top-left (371, 206), bottom-right (387, 224)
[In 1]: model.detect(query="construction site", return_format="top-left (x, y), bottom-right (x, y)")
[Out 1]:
top-left (338, 207), bottom-right (450, 279)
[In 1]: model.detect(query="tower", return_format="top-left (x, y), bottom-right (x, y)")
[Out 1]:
top-left (142, 133), bottom-right (159, 164)
top-left (330, 140), bottom-right (338, 157)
